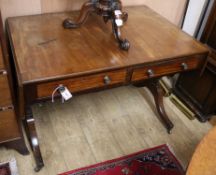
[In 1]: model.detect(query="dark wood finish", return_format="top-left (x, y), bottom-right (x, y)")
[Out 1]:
top-left (37, 69), bottom-right (127, 98)
top-left (132, 55), bottom-right (204, 82)
top-left (6, 6), bottom-right (209, 171)
top-left (174, 1), bottom-right (216, 121)
top-left (0, 11), bottom-right (29, 155)
top-left (23, 106), bottom-right (44, 172)
top-left (63, 0), bottom-right (130, 50)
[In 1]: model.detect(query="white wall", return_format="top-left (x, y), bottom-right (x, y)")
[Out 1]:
top-left (0, 0), bottom-right (187, 26)
top-left (182, 0), bottom-right (208, 36)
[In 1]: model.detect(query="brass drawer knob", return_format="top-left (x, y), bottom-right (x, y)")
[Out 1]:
top-left (104, 75), bottom-right (111, 85)
top-left (181, 62), bottom-right (188, 70)
top-left (147, 69), bottom-right (154, 77)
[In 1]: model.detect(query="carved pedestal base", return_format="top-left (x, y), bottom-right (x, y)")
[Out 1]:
top-left (63, 0), bottom-right (130, 50)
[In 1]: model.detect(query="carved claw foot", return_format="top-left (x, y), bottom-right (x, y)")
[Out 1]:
top-left (112, 14), bottom-right (130, 51)
top-left (63, 18), bottom-right (80, 29)
top-left (119, 39), bottom-right (130, 51)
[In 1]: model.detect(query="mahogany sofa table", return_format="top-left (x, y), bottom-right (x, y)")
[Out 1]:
top-left (6, 6), bottom-right (209, 171)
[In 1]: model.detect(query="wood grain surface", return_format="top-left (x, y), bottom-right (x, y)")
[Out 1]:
top-left (132, 55), bottom-right (204, 82)
top-left (7, 6), bottom-right (208, 84)
top-left (37, 69), bottom-right (127, 98)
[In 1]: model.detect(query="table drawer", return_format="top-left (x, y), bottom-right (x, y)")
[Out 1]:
top-left (0, 70), bottom-right (12, 106)
top-left (132, 56), bottom-right (204, 82)
top-left (0, 109), bottom-right (20, 143)
top-left (37, 69), bottom-right (127, 98)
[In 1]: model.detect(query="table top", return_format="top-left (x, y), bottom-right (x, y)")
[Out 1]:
top-left (187, 126), bottom-right (216, 175)
top-left (7, 6), bottom-right (208, 85)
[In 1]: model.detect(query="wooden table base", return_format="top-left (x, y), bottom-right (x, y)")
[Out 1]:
top-left (24, 78), bottom-right (174, 171)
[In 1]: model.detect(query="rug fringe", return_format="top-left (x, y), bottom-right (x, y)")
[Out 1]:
top-left (166, 143), bottom-right (185, 169)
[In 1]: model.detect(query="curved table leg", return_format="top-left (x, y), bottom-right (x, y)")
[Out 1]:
top-left (24, 106), bottom-right (44, 172)
top-left (135, 79), bottom-right (174, 134)
top-left (63, 1), bottom-right (95, 29)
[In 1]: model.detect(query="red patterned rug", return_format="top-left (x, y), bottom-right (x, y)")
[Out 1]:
top-left (60, 144), bottom-right (185, 175)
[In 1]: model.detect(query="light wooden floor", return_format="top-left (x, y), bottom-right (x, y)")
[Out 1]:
top-left (0, 86), bottom-right (212, 175)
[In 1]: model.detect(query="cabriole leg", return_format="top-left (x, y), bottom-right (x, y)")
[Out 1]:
top-left (23, 106), bottom-right (44, 172)
top-left (134, 79), bottom-right (174, 134)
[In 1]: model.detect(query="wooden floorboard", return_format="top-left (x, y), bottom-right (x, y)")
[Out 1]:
top-left (0, 86), bottom-right (212, 175)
